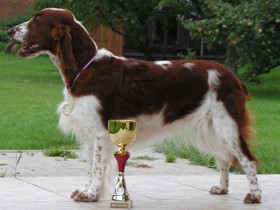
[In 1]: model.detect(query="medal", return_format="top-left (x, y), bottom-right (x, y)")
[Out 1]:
top-left (62, 101), bottom-right (74, 116)
top-left (62, 92), bottom-right (74, 116)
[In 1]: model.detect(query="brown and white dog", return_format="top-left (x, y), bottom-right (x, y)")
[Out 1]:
top-left (8, 8), bottom-right (261, 204)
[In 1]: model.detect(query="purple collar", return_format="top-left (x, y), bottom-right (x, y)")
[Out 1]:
top-left (68, 51), bottom-right (98, 92)
top-left (81, 51), bottom-right (98, 71)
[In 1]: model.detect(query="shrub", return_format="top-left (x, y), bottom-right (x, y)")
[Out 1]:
top-left (0, 30), bottom-right (9, 43)
top-left (0, 30), bottom-right (10, 51)
top-left (179, 0), bottom-right (280, 81)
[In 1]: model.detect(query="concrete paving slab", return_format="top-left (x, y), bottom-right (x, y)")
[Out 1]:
top-left (0, 148), bottom-right (279, 209)
top-left (0, 175), bottom-right (279, 210)
top-left (0, 178), bottom-right (94, 210)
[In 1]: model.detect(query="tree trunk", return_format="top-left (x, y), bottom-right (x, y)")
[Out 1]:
top-left (226, 46), bottom-right (238, 74)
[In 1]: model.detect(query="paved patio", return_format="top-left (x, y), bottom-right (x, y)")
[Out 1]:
top-left (0, 175), bottom-right (279, 210)
top-left (0, 149), bottom-right (279, 209)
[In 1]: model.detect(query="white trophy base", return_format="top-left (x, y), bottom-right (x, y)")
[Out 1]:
top-left (110, 200), bottom-right (133, 208)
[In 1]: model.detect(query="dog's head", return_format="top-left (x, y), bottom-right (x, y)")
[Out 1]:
top-left (7, 8), bottom-right (78, 69)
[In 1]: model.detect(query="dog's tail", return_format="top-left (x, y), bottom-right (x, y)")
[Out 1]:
top-left (233, 81), bottom-right (258, 166)
top-left (241, 81), bottom-right (251, 101)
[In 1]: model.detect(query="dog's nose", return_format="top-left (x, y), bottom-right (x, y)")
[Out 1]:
top-left (7, 28), bottom-right (15, 37)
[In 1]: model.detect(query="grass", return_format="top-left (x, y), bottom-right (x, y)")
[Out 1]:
top-left (155, 66), bottom-right (280, 174)
top-left (246, 67), bottom-right (280, 173)
top-left (43, 148), bottom-right (79, 160)
top-left (132, 155), bottom-right (158, 161)
top-left (0, 52), bottom-right (77, 150)
top-left (165, 153), bottom-right (176, 163)
top-left (155, 139), bottom-right (216, 166)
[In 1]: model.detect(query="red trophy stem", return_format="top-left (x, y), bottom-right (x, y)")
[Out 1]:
top-left (114, 152), bottom-right (130, 173)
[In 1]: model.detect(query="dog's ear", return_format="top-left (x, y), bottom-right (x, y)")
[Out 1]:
top-left (52, 26), bottom-right (77, 70)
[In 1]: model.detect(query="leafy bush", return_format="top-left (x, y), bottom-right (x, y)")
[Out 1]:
top-left (33, 0), bottom-right (70, 12)
top-left (0, 15), bottom-right (30, 29)
top-left (0, 30), bottom-right (9, 43)
top-left (0, 30), bottom-right (10, 51)
top-left (179, 0), bottom-right (280, 81)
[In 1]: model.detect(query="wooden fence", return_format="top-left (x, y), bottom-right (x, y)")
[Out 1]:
top-left (91, 25), bottom-right (123, 56)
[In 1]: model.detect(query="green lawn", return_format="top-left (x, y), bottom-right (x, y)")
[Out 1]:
top-left (246, 67), bottom-right (280, 173)
top-left (0, 52), bottom-right (77, 149)
top-left (0, 52), bottom-right (279, 173)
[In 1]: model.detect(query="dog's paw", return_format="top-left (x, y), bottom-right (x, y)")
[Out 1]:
top-left (70, 189), bottom-right (98, 202)
top-left (70, 189), bottom-right (80, 199)
top-left (210, 186), bottom-right (228, 195)
top-left (243, 193), bottom-right (261, 204)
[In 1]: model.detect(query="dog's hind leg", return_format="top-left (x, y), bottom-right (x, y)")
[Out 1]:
top-left (231, 145), bottom-right (261, 203)
top-left (207, 104), bottom-right (261, 203)
top-left (210, 142), bottom-right (261, 203)
top-left (210, 157), bottom-right (231, 195)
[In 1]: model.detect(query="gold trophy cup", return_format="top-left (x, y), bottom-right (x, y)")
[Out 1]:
top-left (108, 119), bottom-right (137, 208)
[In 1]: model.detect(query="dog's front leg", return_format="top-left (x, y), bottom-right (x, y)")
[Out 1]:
top-left (71, 135), bottom-right (110, 202)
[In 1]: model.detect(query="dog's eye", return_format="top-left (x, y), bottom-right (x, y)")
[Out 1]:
top-left (32, 18), bottom-right (40, 24)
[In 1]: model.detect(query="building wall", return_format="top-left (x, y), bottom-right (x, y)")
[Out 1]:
top-left (0, 0), bottom-right (33, 19)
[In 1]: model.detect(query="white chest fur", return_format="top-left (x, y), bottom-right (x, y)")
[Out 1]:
top-left (57, 89), bottom-right (107, 142)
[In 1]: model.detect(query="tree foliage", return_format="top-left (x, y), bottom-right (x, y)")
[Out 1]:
top-left (34, 0), bottom-right (169, 60)
top-left (33, 0), bottom-right (202, 60)
top-left (34, 0), bottom-right (280, 80)
top-left (180, 0), bottom-right (280, 81)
